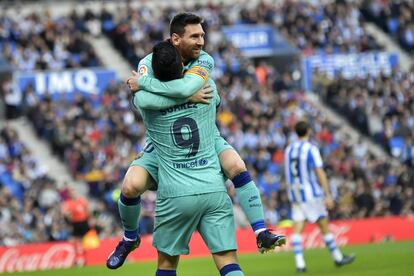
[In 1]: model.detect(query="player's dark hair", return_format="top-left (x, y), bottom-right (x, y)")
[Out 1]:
top-left (152, 41), bottom-right (183, 81)
top-left (170, 12), bottom-right (203, 36)
top-left (295, 120), bottom-right (310, 137)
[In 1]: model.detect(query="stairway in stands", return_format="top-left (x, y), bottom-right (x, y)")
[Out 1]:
top-left (1, 118), bottom-right (87, 193)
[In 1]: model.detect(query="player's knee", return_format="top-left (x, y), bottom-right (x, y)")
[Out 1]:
top-left (317, 217), bottom-right (330, 234)
top-left (227, 160), bottom-right (247, 180)
top-left (220, 151), bottom-right (247, 180)
top-left (121, 175), bottom-right (147, 197)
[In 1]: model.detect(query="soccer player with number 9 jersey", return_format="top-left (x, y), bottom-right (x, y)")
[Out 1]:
top-left (139, 41), bottom-right (243, 276)
top-left (107, 13), bottom-right (285, 272)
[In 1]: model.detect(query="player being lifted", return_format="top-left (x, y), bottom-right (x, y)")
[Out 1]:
top-left (138, 40), bottom-right (244, 275)
top-left (284, 121), bottom-right (355, 272)
top-left (107, 13), bottom-right (285, 269)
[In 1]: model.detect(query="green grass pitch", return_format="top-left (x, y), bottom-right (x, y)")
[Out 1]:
top-left (10, 241), bottom-right (414, 276)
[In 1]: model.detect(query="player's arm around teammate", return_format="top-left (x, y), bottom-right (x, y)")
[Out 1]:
top-left (122, 76), bottom-right (214, 198)
top-left (133, 82), bottom-right (286, 253)
top-left (107, 68), bottom-right (215, 271)
top-left (137, 41), bottom-right (243, 276)
top-left (126, 13), bottom-right (255, 207)
top-left (135, 65), bottom-right (287, 251)
top-left (108, 13), bottom-right (285, 271)
top-left (129, 13), bottom-right (286, 251)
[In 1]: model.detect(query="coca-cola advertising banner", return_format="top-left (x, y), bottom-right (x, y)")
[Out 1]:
top-left (0, 243), bottom-right (76, 273)
top-left (1, 217), bottom-right (414, 273)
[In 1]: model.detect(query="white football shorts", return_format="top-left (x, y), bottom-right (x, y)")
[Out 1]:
top-left (291, 198), bottom-right (328, 223)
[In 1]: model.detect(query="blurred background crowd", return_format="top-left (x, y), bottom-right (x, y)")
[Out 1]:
top-left (0, 0), bottom-right (413, 246)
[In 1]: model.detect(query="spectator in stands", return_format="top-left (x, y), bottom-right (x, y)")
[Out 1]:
top-left (1, 76), bottom-right (21, 119)
top-left (354, 182), bottom-right (375, 218)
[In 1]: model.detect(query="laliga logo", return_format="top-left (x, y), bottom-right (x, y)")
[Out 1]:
top-left (0, 244), bottom-right (76, 272)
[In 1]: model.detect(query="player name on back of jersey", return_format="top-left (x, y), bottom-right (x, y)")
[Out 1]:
top-left (160, 103), bottom-right (198, 115)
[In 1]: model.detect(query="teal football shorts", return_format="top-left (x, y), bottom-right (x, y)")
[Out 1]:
top-left (153, 191), bottom-right (237, 256)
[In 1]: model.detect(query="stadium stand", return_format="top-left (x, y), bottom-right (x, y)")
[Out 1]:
top-left (229, 0), bottom-right (383, 55)
top-left (0, 125), bottom-right (66, 246)
top-left (0, 123), bottom-right (120, 246)
top-left (315, 65), bottom-right (414, 168)
top-left (361, 0), bottom-right (414, 54)
top-left (101, 1), bottom-right (384, 69)
top-left (0, 11), bottom-right (101, 71)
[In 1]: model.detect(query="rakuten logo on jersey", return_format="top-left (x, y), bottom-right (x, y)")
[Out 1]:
top-left (0, 244), bottom-right (75, 273)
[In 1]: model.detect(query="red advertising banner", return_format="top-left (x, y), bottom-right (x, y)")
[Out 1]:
top-left (1, 216), bottom-right (413, 273)
top-left (0, 243), bottom-right (76, 273)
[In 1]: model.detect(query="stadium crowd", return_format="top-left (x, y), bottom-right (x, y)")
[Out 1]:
top-left (361, 0), bottom-right (414, 54)
top-left (101, 1), bottom-right (383, 73)
top-left (0, 124), bottom-right (118, 246)
top-left (0, 10), bottom-right (100, 71)
top-left (0, 1), bottom-right (413, 246)
top-left (0, 126), bottom-right (61, 245)
top-left (233, 0), bottom-right (383, 55)
top-left (315, 65), bottom-right (414, 169)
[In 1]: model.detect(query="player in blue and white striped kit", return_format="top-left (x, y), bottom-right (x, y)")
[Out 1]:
top-left (284, 120), bottom-right (355, 273)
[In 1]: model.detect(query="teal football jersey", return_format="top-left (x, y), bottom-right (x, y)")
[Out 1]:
top-left (134, 51), bottom-right (225, 198)
top-left (135, 78), bottom-right (225, 198)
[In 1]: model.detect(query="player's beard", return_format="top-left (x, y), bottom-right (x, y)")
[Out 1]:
top-left (192, 48), bottom-right (201, 58)
top-left (181, 46), bottom-right (201, 62)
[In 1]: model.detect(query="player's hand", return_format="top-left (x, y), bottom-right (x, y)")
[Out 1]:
top-left (126, 70), bottom-right (139, 94)
top-left (325, 195), bottom-right (334, 210)
top-left (188, 84), bottom-right (213, 104)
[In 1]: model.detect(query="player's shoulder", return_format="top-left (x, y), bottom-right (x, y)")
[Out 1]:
top-left (301, 140), bottom-right (314, 148)
top-left (196, 50), bottom-right (214, 70)
top-left (304, 140), bottom-right (314, 147)
top-left (138, 53), bottom-right (153, 66)
top-left (137, 53), bottom-right (153, 76)
top-left (308, 142), bottom-right (321, 153)
top-left (284, 143), bottom-right (292, 154)
top-left (199, 50), bottom-right (212, 59)
top-left (198, 50), bottom-right (213, 62)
